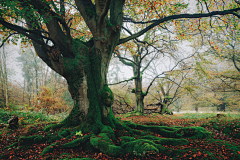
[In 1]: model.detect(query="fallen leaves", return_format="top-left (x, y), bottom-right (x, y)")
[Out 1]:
top-left (0, 114), bottom-right (239, 159)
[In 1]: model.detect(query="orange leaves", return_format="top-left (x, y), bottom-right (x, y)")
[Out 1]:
top-left (32, 86), bottom-right (71, 115)
top-left (80, 32), bottom-right (84, 37)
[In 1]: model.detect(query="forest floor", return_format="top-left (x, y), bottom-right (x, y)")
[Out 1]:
top-left (0, 110), bottom-right (240, 160)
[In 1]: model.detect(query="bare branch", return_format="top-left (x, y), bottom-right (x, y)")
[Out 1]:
top-left (118, 8), bottom-right (240, 45)
top-left (115, 53), bottom-right (134, 67)
top-left (232, 52), bottom-right (240, 72)
top-left (108, 76), bottom-right (137, 85)
top-left (144, 53), bottom-right (195, 96)
top-left (141, 52), bottom-right (157, 73)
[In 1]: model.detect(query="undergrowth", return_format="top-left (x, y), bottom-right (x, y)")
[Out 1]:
top-left (0, 109), bottom-right (240, 160)
top-left (0, 108), bottom-right (66, 125)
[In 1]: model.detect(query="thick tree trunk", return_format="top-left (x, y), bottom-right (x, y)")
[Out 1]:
top-left (46, 39), bottom-right (114, 130)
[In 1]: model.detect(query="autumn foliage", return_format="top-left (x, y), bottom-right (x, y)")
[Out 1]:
top-left (32, 86), bottom-right (72, 115)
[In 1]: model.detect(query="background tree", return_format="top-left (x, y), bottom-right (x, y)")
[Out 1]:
top-left (17, 48), bottom-right (41, 107)
top-left (114, 36), bottom-right (164, 114)
top-left (0, 45), bottom-right (9, 109)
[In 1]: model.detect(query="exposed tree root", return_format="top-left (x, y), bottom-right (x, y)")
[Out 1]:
top-left (123, 121), bottom-right (213, 139)
top-left (13, 117), bottom-right (214, 158)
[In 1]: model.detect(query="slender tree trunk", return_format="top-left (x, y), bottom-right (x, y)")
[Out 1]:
top-left (2, 45), bottom-right (9, 109)
top-left (44, 67), bottom-right (48, 86)
top-left (0, 58), bottom-right (4, 107)
top-left (134, 77), bottom-right (144, 114)
top-left (133, 59), bottom-right (145, 114)
top-left (23, 77), bottom-right (25, 103)
top-left (36, 68), bottom-right (38, 96)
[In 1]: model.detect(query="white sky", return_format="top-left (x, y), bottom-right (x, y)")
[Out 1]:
top-left (1, 42), bottom-right (23, 84)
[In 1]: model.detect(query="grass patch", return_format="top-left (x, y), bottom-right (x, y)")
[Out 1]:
top-left (0, 108), bottom-right (67, 125)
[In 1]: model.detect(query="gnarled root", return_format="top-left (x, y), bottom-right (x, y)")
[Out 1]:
top-left (15, 119), bottom-right (213, 158)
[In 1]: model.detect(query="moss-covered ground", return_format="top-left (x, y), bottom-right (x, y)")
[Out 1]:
top-left (0, 110), bottom-right (240, 159)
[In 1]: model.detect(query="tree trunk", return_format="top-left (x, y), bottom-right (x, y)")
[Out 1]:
top-left (23, 77), bottom-right (25, 103)
top-left (133, 57), bottom-right (145, 114)
top-left (217, 103), bottom-right (225, 112)
top-left (2, 45), bottom-right (9, 109)
top-left (195, 106), bottom-right (198, 112)
top-left (47, 39), bottom-right (114, 129)
top-left (35, 68), bottom-right (38, 96)
top-left (134, 77), bottom-right (144, 114)
top-left (0, 59), bottom-right (4, 107)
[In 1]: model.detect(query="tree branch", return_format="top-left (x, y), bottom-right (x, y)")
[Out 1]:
top-left (27, 0), bottom-right (75, 57)
top-left (235, 0), bottom-right (240, 5)
top-left (144, 53), bottom-right (195, 96)
top-left (141, 52), bottom-right (157, 74)
top-left (99, 0), bottom-right (111, 24)
top-left (60, 0), bottom-right (66, 18)
top-left (232, 52), bottom-right (240, 72)
top-left (115, 53), bottom-right (134, 67)
top-left (0, 19), bottom-right (49, 49)
top-left (50, 0), bottom-right (59, 14)
top-left (108, 76), bottom-right (137, 85)
top-left (118, 8), bottom-right (240, 45)
top-left (232, 12), bottom-right (240, 18)
top-left (0, 32), bottom-right (18, 48)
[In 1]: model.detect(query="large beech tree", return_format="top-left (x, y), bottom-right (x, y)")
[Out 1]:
top-left (0, 0), bottom-right (240, 158)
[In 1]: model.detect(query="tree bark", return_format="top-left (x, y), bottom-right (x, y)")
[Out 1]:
top-left (134, 73), bottom-right (144, 114)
